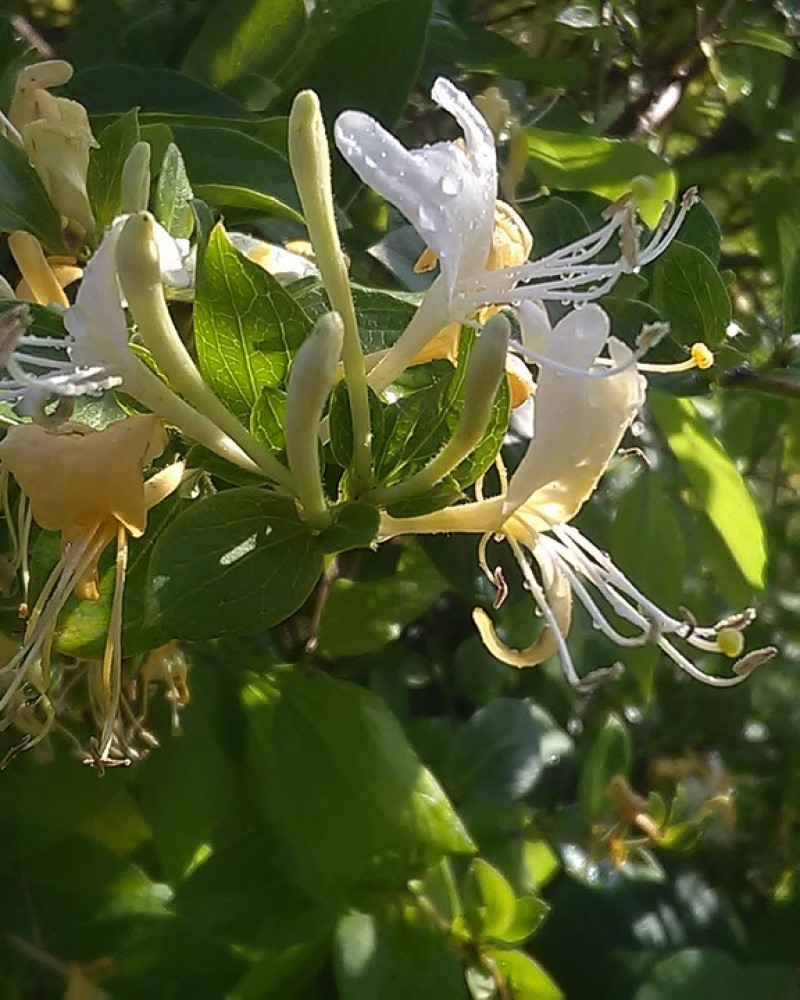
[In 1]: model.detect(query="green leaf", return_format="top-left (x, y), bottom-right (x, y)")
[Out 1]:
top-left (317, 542), bottom-right (444, 657)
top-left (522, 197), bottom-right (591, 258)
top-left (484, 948), bottom-right (563, 1000)
top-left (0, 754), bottom-right (130, 865)
top-left (250, 385), bottom-right (287, 451)
top-left (171, 124), bottom-right (301, 220)
top-left (243, 667), bottom-right (475, 900)
top-left (462, 858), bottom-right (517, 939)
top-left (447, 699), bottom-right (543, 807)
top-left (523, 127), bottom-right (676, 226)
top-left (278, 0), bottom-right (432, 137)
top-left (783, 246), bottom-right (800, 339)
top-left (194, 224), bottom-right (311, 421)
top-left (67, 65), bottom-right (258, 121)
top-left (87, 108), bottom-right (141, 230)
top-left (334, 905), bottom-right (468, 1000)
top-left (317, 502), bottom-right (381, 554)
top-left (633, 949), bottom-right (798, 1000)
top-left (651, 241), bottom-right (731, 346)
top-left (577, 714), bottom-right (632, 820)
top-left (0, 136), bottom-right (66, 252)
top-left (497, 895), bottom-right (550, 946)
top-left (753, 176), bottom-right (800, 281)
top-left (612, 474), bottom-right (686, 611)
top-left (184, 0), bottom-right (306, 90)
top-left (147, 489), bottom-right (323, 640)
top-left (137, 655), bottom-right (239, 883)
top-left (649, 392), bottom-right (768, 592)
top-left (154, 141), bottom-right (195, 239)
top-left (295, 280), bottom-right (418, 354)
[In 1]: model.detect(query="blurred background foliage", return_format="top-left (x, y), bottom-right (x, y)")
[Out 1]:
top-left (1, 0), bottom-right (800, 997)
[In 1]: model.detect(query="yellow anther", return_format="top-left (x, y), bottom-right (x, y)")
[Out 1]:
top-left (691, 342), bottom-right (714, 370)
top-left (717, 628), bottom-right (745, 659)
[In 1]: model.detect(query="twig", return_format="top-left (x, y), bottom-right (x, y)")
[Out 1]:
top-left (719, 365), bottom-right (800, 400)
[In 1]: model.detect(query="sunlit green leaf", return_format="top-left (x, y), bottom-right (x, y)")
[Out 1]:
top-left (194, 224), bottom-right (311, 421)
top-left (649, 392), bottom-right (768, 592)
top-left (524, 127), bottom-right (675, 226)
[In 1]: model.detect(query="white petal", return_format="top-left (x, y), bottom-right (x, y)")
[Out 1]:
top-left (517, 300), bottom-right (552, 355)
top-left (504, 304), bottom-right (645, 525)
top-left (64, 227), bottom-right (129, 369)
top-left (334, 78), bottom-right (496, 299)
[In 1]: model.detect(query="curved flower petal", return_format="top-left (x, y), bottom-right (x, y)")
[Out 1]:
top-left (0, 414), bottom-right (165, 536)
top-left (504, 304), bottom-right (645, 526)
top-left (335, 77), bottom-right (496, 301)
top-left (64, 226), bottom-right (130, 371)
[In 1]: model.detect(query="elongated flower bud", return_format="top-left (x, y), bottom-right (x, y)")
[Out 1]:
top-left (120, 141), bottom-right (151, 214)
top-left (116, 212), bottom-right (295, 490)
top-left (289, 90), bottom-right (372, 488)
top-left (371, 314), bottom-right (509, 505)
top-left (286, 312), bottom-right (344, 528)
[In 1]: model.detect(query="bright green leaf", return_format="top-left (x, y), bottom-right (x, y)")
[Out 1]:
top-left (154, 141), bottom-right (194, 239)
top-left (649, 392), bottom-right (768, 591)
top-left (485, 948), bottom-right (563, 1000)
top-left (184, 0), bottom-right (306, 89)
top-left (524, 127), bottom-right (675, 226)
top-left (87, 108), bottom-right (141, 230)
top-left (194, 224), bottom-right (311, 421)
top-left (244, 667), bottom-right (475, 900)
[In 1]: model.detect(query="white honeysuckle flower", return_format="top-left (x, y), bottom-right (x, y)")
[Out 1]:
top-left (335, 77), bottom-right (695, 394)
top-left (337, 76), bottom-right (496, 306)
top-left (378, 304), bottom-right (775, 691)
top-left (0, 227), bottom-right (263, 474)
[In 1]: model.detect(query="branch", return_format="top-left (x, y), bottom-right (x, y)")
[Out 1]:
top-left (719, 365), bottom-right (800, 401)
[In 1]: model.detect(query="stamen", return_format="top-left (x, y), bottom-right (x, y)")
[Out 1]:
top-left (98, 524), bottom-right (128, 761)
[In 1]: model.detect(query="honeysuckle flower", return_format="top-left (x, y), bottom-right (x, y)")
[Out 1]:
top-left (335, 78), bottom-right (695, 394)
top-left (22, 90), bottom-right (98, 240)
top-left (0, 223), bottom-right (270, 477)
top-left (8, 60), bottom-right (97, 240)
top-left (0, 415), bottom-right (183, 765)
top-left (378, 304), bottom-right (775, 690)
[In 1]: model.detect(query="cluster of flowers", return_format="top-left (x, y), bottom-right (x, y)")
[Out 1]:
top-left (0, 63), bottom-right (775, 767)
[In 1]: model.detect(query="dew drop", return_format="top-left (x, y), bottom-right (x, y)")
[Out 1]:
top-left (440, 173), bottom-right (462, 196)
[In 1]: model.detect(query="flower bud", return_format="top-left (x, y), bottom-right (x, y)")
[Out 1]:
top-left (285, 312), bottom-right (344, 528)
top-left (120, 140), bottom-right (152, 214)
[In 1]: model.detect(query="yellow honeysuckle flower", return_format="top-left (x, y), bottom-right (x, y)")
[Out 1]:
top-left (0, 415), bottom-right (184, 766)
top-left (378, 304), bottom-right (775, 691)
top-left (7, 60), bottom-right (98, 239)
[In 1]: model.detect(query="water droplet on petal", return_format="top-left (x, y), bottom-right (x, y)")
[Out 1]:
top-left (440, 173), bottom-right (462, 196)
